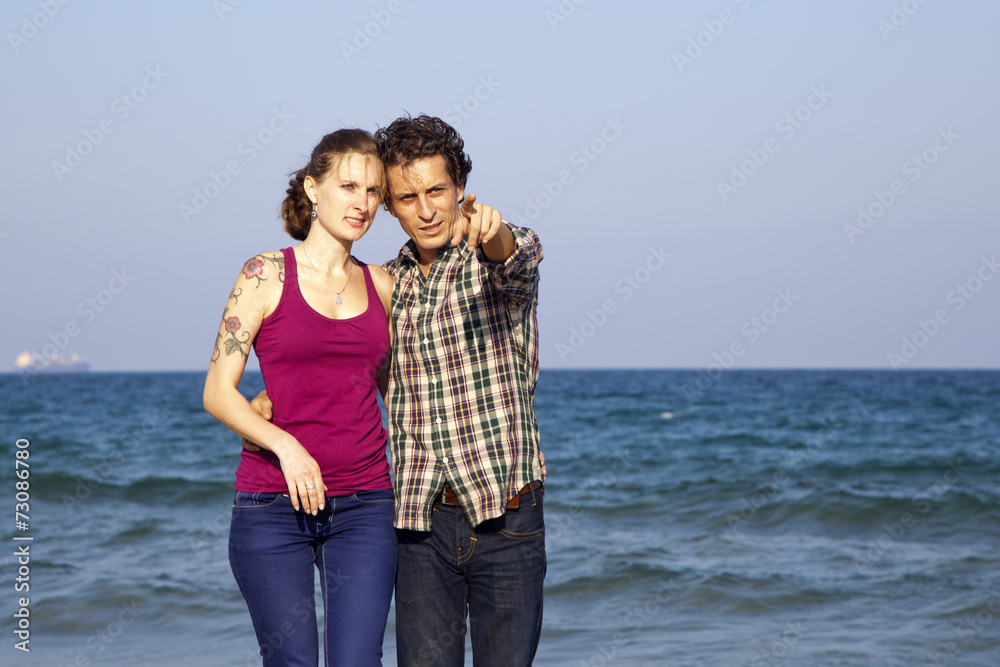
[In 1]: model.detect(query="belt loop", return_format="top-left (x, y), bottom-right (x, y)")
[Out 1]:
top-left (529, 479), bottom-right (542, 506)
top-left (506, 480), bottom-right (543, 510)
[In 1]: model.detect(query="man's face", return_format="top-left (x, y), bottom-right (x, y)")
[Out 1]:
top-left (385, 155), bottom-right (464, 263)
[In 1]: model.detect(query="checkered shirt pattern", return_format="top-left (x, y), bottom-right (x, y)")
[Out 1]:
top-left (383, 224), bottom-right (543, 530)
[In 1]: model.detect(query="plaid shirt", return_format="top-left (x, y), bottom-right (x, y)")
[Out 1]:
top-left (383, 224), bottom-right (543, 530)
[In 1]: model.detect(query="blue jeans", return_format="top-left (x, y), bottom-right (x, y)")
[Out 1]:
top-left (395, 485), bottom-right (546, 666)
top-left (228, 489), bottom-right (397, 666)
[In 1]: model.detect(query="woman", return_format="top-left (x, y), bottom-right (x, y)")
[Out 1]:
top-left (203, 128), bottom-right (397, 666)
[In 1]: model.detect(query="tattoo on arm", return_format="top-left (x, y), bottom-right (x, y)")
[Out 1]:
top-left (210, 306), bottom-right (251, 363)
top-left (242, 258), bottom-right (266, 287)
top-left (211, 254), bottom-right (279, 363)
top-left (242, 255), bottom-right (285, 287)
top-left (223, 315), bottom-right (251, 360)
top-left (267, 255), bottom-right (285, 283)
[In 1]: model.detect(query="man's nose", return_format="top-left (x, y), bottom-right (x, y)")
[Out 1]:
top-left (415, 196), bottom-right (434, 220)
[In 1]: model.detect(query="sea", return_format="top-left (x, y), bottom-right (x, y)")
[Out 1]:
top-left (2, 369), bottom-right (998, 666)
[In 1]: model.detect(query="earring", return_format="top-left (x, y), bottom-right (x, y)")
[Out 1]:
top-left (311, 205), bottom-right (317, 219)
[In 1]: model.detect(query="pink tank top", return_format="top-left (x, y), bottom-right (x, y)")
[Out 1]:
top-left (234, 247), bottom-right (392, 494)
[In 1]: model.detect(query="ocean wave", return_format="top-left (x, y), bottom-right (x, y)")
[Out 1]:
top-left (30, 471), bottom-right (233, 506)
top-left (715, 484), bottom-right (1000, 538)
top-left (545, 561), bottom-right (681, 598)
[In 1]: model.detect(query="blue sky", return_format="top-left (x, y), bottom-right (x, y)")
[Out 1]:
top-left (3, 0), bottom-right (998, 371)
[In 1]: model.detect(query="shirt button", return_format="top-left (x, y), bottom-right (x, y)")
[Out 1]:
top-left (422, 338), bottom-right (429, 345)
top-left (435, 417), bottom-right (442, 424)
top-left (430, 377), bottom-right (437, 384)
top-left (441, 457), bottom-right (449, 464)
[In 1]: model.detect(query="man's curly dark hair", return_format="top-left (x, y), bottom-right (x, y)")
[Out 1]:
top-left (374, 115), bottom-right (473, 198)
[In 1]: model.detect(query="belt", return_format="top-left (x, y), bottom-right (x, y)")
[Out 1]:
top-left (439, 480), bottom-right (542, 510)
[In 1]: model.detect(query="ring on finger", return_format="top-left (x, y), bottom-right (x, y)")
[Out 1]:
top-left (306, 484), bottom-right (315, 490)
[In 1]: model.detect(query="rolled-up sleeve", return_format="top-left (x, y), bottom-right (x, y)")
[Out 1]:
top-left (482, 224), bottom-right (543, 312)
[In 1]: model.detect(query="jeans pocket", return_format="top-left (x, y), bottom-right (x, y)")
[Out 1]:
top-left (352, 489), bottom-right (395, 505)
top-left (489, 496), bottom-right (545, 539)
top-left (232, 490), bottom-right (284, 510)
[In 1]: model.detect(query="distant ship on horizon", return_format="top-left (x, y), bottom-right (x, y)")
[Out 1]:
top-left (14, 350), bottom-right (91, 373)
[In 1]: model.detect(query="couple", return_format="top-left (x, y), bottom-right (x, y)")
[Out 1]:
top-left (203, 115), bottom-right (545, 666)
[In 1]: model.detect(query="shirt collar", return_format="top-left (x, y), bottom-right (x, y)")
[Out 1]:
top-left (396, 239), bottom-right (470, 271)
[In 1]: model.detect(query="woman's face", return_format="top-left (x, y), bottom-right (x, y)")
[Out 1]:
top-left (305, 152), bottom-right (383, 243)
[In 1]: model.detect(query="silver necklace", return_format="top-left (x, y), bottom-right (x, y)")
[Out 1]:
top-left (302, 245), bottom-right (352, 305)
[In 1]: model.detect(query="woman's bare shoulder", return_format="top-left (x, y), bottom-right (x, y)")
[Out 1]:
top-left (367, 263), bottom-right (394, 307)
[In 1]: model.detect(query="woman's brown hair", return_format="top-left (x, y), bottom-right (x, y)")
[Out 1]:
top-left (280, 129), bottom-right (384, 241)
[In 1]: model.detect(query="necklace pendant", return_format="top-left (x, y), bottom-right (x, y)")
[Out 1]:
top-left (336, 296), bottom-right (343, 305)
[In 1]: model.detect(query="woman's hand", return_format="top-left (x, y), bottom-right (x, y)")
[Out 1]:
top-left (275, 441), bottom-right (327, 515)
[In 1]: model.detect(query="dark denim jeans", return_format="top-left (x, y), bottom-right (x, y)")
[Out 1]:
top-left (395, 485), bottom-right (546, 666)
top-left (228, 488), bottom-right (397, 666)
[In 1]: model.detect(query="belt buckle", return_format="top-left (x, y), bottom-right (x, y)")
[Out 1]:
top-left (440, 484), bottom-right (460, 506)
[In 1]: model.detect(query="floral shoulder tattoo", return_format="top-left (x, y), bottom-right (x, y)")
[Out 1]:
top-left (209, 254), bottom-right (283, 364)
top-left (242, 254), bottom-right (284, 287)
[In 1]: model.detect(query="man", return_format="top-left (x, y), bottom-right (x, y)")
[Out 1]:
top-left (251, 115), bottom-right (545, 665)
top-left (375, 115), bottom-right (545, 666)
